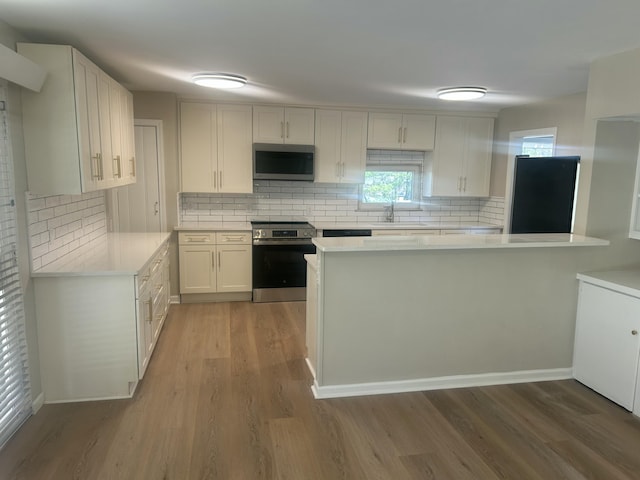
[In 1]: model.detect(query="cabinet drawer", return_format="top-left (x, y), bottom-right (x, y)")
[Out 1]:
top-left (216, 231), bottom-right (251, 244)
top-left (179, 231), bottom-right (215, 245)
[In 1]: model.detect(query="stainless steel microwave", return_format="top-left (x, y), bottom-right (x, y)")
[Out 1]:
top-left (253, 143), bottom-right (314, 181)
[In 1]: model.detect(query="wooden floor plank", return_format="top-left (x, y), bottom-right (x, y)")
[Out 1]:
top-left (1, 301), bottom-right (640, 480)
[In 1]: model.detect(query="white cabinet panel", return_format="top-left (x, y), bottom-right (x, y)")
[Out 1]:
top-left (18, 43), bottom-right (135, 194)
top-left (180, 102), bottom-right (252, 193)
top-left (367, 112), bottom-right (435, 150)
top-left (315, 109), bottom-right (367, 184)
top-left (178, 231), bottom-right (251, 295)
top-left (253, 106), bottom-right (315, 144)
top-left (428, 116), bottom-right (494, 197)
top-left (574, 281), bottom-right (640, 410)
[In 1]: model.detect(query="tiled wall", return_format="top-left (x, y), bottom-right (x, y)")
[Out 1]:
top-left (180, 181), bottom-right (505, 227)
top-left (478, 197), bottom-right (505, 226)
top-left (27, 191), bottom-right (107, 270)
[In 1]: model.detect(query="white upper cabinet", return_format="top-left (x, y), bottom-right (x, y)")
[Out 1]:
top-left (314, 110), bottom-right (367, 183)
top-left (367, 112), bottom-right (435, 150)
top-left (180, 102), bottom-right (252, 193)
top-left (426, 116), bottom-right (494, 197)
top-left (253, 106), bottom-right (315, 144)
top-left (17, 43), bottom-right (136, 194)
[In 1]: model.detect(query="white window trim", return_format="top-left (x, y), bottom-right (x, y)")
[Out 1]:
top-left (359, 162), bottom-right (423, 210)
top-left (504, 127), bottom-right (557, 233)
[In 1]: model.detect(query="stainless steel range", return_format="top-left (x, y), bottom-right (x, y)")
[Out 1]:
top-left (251, 221), bottom-right (316, 303)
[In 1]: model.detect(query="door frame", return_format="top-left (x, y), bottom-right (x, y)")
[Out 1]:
top-left (107, 119), bottom-right (167, 232)
top-left (503, 127), bottom-right (557, 233)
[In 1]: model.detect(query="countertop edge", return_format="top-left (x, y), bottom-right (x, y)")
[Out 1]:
top-left (312, 234), bottom-right (610, 253)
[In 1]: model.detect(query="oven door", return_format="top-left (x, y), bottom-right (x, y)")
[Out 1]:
top-left (252, 240), bottom-right (316, 302)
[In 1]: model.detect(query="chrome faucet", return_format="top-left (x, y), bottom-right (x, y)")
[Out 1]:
top-left (384, 202), bottom-right (395, 223)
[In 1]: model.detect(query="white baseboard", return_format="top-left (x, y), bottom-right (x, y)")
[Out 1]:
top-left (311, 368), bottom-right (573, 399)
top-left (31, 392), bottom-right (44, 414)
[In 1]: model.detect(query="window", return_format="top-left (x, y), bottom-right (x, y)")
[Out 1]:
top-left (521, 135), bottom-right (555, 157)
top-left (360, 150), bottom-right (423, 207)
top-left (0, 84), bottom-right (32, 448)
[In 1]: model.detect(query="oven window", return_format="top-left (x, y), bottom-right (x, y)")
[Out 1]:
top-left (252, 244), bottom-right (316, 289)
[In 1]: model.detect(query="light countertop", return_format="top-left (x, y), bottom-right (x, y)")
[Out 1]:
top-left (32, 232), bottom-right (172, 277)
top-left (312, 233), bottom-right (609, 253)
top-left (577, 269), bottom-right (640, 298)
top-left (310, 221), bottom-right (501, 231)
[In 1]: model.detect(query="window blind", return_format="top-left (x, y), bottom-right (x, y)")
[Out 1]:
top-left (0, 81), bottom-right (32, 448)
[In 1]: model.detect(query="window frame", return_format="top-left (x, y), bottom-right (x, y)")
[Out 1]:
top-left (359, 158), bottom-right (423, 211)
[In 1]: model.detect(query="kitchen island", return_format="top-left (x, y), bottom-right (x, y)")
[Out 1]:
top-left (305, 233), bottom-right (609, 399)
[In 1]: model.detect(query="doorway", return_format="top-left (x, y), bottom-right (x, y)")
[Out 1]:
top-left (108, 120), bottom-right (166, 233)
top-left (503, 127), bottom-right (557, 233)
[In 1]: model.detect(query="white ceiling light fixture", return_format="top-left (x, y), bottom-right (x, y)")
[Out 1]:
top-left (437, 86), bottom-right (487, 101)
top-left (192, 73), bottom-right (247, 89)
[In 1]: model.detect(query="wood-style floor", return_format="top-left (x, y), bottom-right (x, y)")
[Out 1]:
top-left (1, 301), bottom-right (640, 479)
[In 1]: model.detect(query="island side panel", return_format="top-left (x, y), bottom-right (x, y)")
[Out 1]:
top-left (318, 247), bottom-right (597, 388)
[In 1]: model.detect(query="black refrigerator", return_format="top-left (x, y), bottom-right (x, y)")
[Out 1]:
top-left (509, 155), bottom-right (580, 234)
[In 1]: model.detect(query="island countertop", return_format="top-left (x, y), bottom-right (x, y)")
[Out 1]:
top-left (312, 232), bottom-right (609, 252)
top-left (31, 232), bottom-right (172, 277)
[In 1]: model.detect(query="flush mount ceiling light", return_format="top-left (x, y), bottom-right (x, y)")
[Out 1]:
top-left (437, 86), bottom-right (487, 101)
top-left (192, 73), bottom-right (247, 89)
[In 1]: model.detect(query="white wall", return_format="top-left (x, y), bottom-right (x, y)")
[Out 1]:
top-left (491, 92), bottom-right (587, 197)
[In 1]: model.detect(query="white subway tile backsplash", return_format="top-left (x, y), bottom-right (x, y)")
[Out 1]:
top-left (178, 182), bottom-right (506, 228)
top-left (27, 191), bottom-right (107, 270)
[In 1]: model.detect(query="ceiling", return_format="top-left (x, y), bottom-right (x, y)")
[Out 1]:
top-left (2, 0), bottom-right (640, 112)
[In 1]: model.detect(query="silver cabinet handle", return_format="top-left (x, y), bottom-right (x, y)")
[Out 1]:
top-left (403, 127), bottom-right (407, 143)
top-left (130, 157), bottom-right (136, 177)
top-left (280, 121), bottom-right (284, 139)
top-left (341, 162), bottom-right (345, 177)
top-left (147, 300), bottom-right (153, 324)
top-left (463, 176), bottom-right (467, 192)
top-left (91, 153), bottom-right (101, 180)
top-left (286, 121), bottom-right (290, 138)
top-left (219, 170), bottom-right (223, 189)
top-left (113, 155), bottom-right (122, 179)
top-left (397, 126), bottom-right (402, 143)
top-left (457, 176), bottom-right (462, 192)
top-left (212, 251), bottom-right (215, 269)
top-left (213, 171), bottom-right (217, 190)
top-left (154, 201), bottom-right (159, 215)
top-left (218, 251), bottom-right (221, 269)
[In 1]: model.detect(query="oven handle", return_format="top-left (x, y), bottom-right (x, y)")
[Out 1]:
top-left (252, 239), bottom-right (314, 246)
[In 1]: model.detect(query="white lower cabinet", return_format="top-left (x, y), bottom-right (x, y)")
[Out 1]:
top-left (35, 238), bottom-right (170, 403)
top-left (574, 276), bottom-right (640, 412)
top-left (178, 231), bottom-right (252, 295)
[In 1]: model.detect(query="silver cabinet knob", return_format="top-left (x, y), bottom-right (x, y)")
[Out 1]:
top-left (632, 330), bottom-right (638, 336)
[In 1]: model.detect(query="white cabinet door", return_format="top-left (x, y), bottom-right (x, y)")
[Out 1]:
top-left (573, 282), bottom-right (640, 410)
top-left (253, 106), bottom-right (285, 143)
top-left (314, 110), bottom-right (342, 183)
top-left (285, 107), bottom-right (315, 144)
top-left (253, 106), bottom-right (315, 144)
top-left (462, 117), bottom-right (493, 197)
top-left (367, 113), bottom-right (435, 150)
top-left (217, 244), bottom-right (252, 292)
top-left (180, 102), bottom-right (217, 192)
top-left (315, 110), bottom-right (367, 184)
top-left (402, 114), bottom-right (436, 151)
top-left (137, 289), bottom-right (153, 377)
top-left (429, 116), bottom-right (493, 197)
top-left (431, 116), bottom-right (466, 196)
top-left (367, 113), bottom-right (403, 149)
top-left (340, 111), bottom-right (368, 183)
top-left (179, 245), bottom-right (217, 294)
top-left (217, 104), bottom-right (253, 193)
